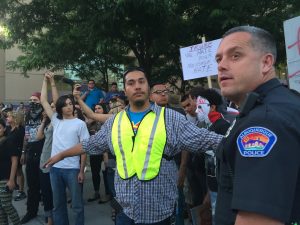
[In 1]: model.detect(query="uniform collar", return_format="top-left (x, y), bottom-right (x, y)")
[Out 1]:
top-left (254, 78), bottom-right (282, 96)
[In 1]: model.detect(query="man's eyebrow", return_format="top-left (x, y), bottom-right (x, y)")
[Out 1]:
top-left (126, 76), bottom-right (145, 82)
top-left (227, 46), bottom-right (244, 53)
top-left (126, 78), bottom-right (135, 82)
top-left (216, 46), bottom-right (244, 58)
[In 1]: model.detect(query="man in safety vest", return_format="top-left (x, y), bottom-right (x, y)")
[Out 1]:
top-left (45, 67), bottom-right (223, 225)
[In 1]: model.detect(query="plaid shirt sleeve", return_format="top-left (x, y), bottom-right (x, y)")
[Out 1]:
top-left (81, 116), bottom-right (114, 155)
top-left (164, 108), bottom-right (223, 156)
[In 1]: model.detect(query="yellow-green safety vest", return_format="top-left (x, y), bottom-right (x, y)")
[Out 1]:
top-left (111, 107), bottom-right (166, 181)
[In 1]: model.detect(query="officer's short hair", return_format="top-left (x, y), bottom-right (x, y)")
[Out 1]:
top-left (223, 26), bottom-right (277, 65)
top-left (123, 67), bottom-right (149, 87)
top-left (150, 82), bottom-right (166, 91)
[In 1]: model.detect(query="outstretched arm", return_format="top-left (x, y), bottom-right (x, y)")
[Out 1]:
top-left (48, 71), bottom-right (59, 104)
top-left (73, 84), bottom-right (112, 123)
top-left (44, 143), bottom-right (84, 168)
top-left (41, 72), bottom-right (54, 119)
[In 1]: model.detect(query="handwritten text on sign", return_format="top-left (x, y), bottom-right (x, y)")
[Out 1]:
top-left (284, 16), bottom-right (300, 93)
top-left (180, 39), bottom-right (222, 81)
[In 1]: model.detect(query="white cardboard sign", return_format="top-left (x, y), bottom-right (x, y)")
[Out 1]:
top-left (180, 39), bottom-right (222, 81)
top-left (283, 16), bottom-right (300, 92)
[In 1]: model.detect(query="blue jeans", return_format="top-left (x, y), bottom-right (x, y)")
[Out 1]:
top-left (50, 167), bottom-right (84, 225)
top-left (209, 191), bottom-right (217, 225)
top-left (175, 188), bottom-right (185, 225)
top-left (116, 212), bottom-right (172, 225)
top-left (107, 167), bottom-right (116, 197)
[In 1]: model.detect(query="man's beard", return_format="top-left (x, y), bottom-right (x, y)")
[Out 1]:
top-left (131, 89), bottom-right (150, 108)
top-left (133, 99), bottom-right (146, 108)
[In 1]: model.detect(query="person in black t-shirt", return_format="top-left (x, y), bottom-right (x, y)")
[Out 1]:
top-left (190, 88), bottom-right (231, 225)
top-left (0, 119), bottom-right (21, 225)
top-left (6, 111), bottom-right (27, 201)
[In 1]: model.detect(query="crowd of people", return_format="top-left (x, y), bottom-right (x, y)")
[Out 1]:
top-left (0, 25), bottom-right (299, 225)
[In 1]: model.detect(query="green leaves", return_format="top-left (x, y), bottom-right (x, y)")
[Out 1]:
top-left (1, 0), bottom-right (299, 90)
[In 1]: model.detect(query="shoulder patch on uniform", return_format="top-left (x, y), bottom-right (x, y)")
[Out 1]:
top-left (237, 126), bottom-right (277, 157)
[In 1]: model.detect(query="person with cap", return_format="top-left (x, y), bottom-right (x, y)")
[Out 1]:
top-left (20, 92), bottom-right (44, 224)
top-left (215, 26), bottom-right (300, 224)
top-left (44, 67), bottom-right (223, 225)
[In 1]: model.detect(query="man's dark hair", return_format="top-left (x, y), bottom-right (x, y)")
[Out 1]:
top-left (123, 67), bottom-right (149, 87)
top-left (190, 88), bottom-right (226, 113)
top-left (111, 82), bottom-right (117, 86)
top-left (180, 94), bottom-right (190, 103)
top-left (150, 82), bottom-right (166, 90)
top-left (55, 95), bottom-right (76, 120)
top-left (223, 26), bottom-right (277, 64)
top-left (189, 87), bottom-right (205, 100)
top-left (88, 79), bottom-right (95, 84)
top-left (199, 89), bottom-right (224, 109)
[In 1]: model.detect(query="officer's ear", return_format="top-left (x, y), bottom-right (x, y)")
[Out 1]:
top-left (261, 53), bottom-right (274, 75)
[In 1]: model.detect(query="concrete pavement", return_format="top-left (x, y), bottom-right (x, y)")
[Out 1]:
top-left (13, 168), bottom-right (114, 225)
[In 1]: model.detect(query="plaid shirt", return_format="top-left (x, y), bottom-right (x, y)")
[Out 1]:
top-left (82, 103), bottom-right (223, 223)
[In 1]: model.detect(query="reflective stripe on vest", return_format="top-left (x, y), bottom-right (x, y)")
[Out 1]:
top-left (111, 107), bottom-right (166, 180)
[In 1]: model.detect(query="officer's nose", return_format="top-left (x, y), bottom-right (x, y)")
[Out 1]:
top-left (217, 57), bottom-right (229, 72)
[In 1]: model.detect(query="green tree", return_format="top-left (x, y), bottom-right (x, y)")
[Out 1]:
top-left (1, 0), bottom-right (299, 92)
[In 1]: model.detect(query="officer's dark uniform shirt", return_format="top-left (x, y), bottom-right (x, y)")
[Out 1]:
top-left (215, 78), bottom-right (300, 225)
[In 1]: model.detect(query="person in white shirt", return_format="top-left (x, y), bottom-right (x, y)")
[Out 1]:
top-left (40, 71), bottom-right (90, 225)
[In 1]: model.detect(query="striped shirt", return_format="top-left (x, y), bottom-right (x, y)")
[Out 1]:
top-left (82, 103), bottom-right (223, 223)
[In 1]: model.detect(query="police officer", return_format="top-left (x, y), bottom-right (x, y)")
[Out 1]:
top-left (215, 26), bottom-right (300, 225)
